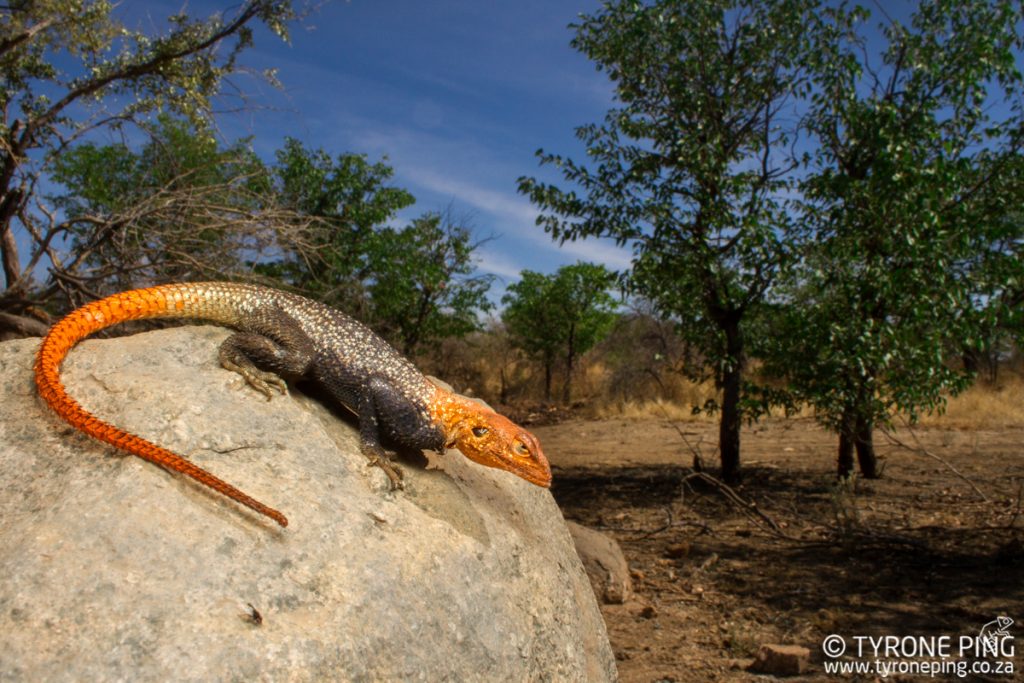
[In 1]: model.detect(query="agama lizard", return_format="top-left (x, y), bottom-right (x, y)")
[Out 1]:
top-left (34, 282), bottom-right (551, 527)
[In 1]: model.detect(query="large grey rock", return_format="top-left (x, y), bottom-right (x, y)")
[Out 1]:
top-left (0, 326), bottom-right (616, 682)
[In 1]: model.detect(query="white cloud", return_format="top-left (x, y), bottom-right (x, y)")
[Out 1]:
top-left (402, 165), bottom-right (538, 226)
top-left (404, 161), bottom-right (634, 274)
top-left (475, 249), bottom-right (528, 281)
top-left (548, 236), bottom-right (634, 271)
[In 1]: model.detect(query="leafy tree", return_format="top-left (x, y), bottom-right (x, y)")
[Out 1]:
top-left (960, 201), bottom-right (1024, 382)
top-left (269, 138), bottom-right (415, 316)
top-left (269, 142), bottom-right (495, 352)
top-left (502, 263), bottom-right (618, 403)
top-left (552, 262), bottom-right (620, 403)
top-left (501, 271), bottom-right (563, 401)
top-left (767, 0), bottom-right (1024, 477)
top-left (478, 320), bottom-right (524, 405)
top-left (49, 115), bottom-right (281, 292)
top-left (367, 210), bottom-right (494, 356)
top-left (518, 0), bottom-right (818, 481)
top-left (0, 0), bottom-right (297, 319)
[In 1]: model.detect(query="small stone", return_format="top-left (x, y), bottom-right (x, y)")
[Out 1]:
top-left (664, 542), bottom-right (690, 558)
top-left (639, 605), bottom-right (658, 619)
top-left (747, 644), bottom-right (811, 676)
top-left (567, 521), bottom-right (633, 604)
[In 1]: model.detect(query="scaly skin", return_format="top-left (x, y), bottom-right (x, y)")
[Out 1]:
top-left (34, 283), bottom-right (551, 528)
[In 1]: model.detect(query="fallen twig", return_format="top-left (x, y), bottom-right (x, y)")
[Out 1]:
top-left (1006, 481), bottom-right (1023, 531)
top-left (651, 399), bottom-right (707, 467)
top-left (880, 418), bottom-right (989, 502)
top-left (593, 505), bottom-right (714, 540)
top-left (593, 506), bottom-right (675, 538)
top-left (679, 471), bottom-right (813, 543)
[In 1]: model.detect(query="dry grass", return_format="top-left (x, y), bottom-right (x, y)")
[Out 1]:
top-left (592, 397), bottom-right (717, 421)
top-left (921, 368), bottom-right (1024, 429)
top-left (582, 364), bottom-right (721, 420)
top-left (585, 368), bottom-right (1024, 429)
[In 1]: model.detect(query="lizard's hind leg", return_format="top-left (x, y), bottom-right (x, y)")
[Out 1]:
top-left (219, 312), bottom-right (315, 399)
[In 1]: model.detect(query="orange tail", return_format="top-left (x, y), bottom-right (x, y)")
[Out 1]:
top-left (34, 284), bottom-right (288, 527)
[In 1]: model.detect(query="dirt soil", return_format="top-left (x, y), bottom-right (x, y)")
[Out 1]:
top-left (530, 417), bottom-right (1024, 682)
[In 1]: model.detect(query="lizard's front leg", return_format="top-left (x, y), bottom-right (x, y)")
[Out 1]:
top-left (357, 377), bottom-right (408, 490)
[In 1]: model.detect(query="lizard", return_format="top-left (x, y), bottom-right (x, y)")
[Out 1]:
top-left (34, 282), bottom-right (551, 528)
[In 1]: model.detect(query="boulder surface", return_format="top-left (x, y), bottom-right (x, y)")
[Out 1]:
top-left (567, 521), bottom-right (633, 605)
top-left (0, 326), bottom-right (616, 682)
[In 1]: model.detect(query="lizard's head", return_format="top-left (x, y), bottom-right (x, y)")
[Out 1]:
top-left (441, 396), bottom-right (551, 487)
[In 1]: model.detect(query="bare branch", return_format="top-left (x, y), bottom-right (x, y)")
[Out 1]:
top-left (880, 418), bottom-right (990, 502)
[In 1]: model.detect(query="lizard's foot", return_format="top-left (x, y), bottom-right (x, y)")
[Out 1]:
top-left (221, 358), bottom-right (288, 400)
top-left (364, 451), bottom-right (405, 490)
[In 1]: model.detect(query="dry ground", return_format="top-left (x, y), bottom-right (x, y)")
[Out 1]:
top-left (530, 417), bottom-right (1024, 682)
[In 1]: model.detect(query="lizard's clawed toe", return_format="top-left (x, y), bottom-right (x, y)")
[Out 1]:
top-left (222, 358), bottom-right (288, 400)
top-left (364, 452), bottom-right (405, 490)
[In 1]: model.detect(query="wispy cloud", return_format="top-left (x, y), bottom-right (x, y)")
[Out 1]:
top-left (130, 1), bottom-right (633, 303)
top-left (402, 160), bottom-right (634, 272)
top-left (546, 235), bottom-right (634, 271)
top-left (402, 165), bottom-right (538, 226)
top-left (475, 249), bottom-right (529, 281)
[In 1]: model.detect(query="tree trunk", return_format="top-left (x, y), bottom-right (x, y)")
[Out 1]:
top-left (562, 321), bottom-right (575, 405)
top-left (0, 189), bottom-right (24, 292)
top-left (0, 311), bottom-right (49, 337)
top-left (543, 353), bottom-right (553, 402)
top-left (837, 409), bottom-right (855, 478)
top-left (962, 347), bottom-right (980, 375)
top-left (402, 291), bottom-right (433, 356)
top-left (854, 412), bottom-right (878, 478)
top-left (719, 365), bottom-right (742, 484)
top-left (718, 319), bottom-right (743, 485)
top-left (1, 135), bottom-right (28, 291)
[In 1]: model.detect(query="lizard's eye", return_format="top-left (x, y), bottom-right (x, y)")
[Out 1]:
top-left (513, 441), bottom-right (530, 457)
top-left (471, 426), bottom-right (490, 438)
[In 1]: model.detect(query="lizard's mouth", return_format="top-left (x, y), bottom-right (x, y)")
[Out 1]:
top-left (469, 442), bottom-right (552, 488)
top-left (517, 461), bottom-right (553, 488)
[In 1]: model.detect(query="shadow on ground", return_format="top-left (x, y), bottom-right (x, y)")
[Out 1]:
top-left (551, 453), bottom-right (1024, 682)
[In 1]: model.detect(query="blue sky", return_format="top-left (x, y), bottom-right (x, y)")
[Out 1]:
top-left (199, 0), bottom-right (635, 289)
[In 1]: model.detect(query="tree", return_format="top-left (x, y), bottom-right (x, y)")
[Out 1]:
top-left (269, 142), bottom-right (495, 353)
top-left (518, 0), bottom-right (818, 481)
top-left (501, 271), bottom-right (562, 401)
top-left (0, 0), bottom-right (297, 320)
top-left (366, 210), bottom-right (494, 356)
top-left (960, 200), bottom-right (1024, 383)
top-left (48, 115), bottom-right (291, 294)
top-left (268, 138), bottom-right (415, 316)
top-left (552, 262), bottom-right (620, 404)
top-left (502, 263), bottom-right (617, 403)
top-left (766, 0), bottom-right (1024, 478)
